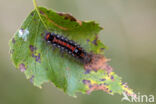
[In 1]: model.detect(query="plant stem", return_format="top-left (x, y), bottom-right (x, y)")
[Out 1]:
top-left (33, 0), bottom-right (48, 30)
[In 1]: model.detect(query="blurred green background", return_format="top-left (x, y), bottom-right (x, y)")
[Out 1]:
top-left (0, 0), bottom-right (156, 104)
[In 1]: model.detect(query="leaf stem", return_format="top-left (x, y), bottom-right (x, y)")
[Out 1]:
top-left (33, 0), bottom-right (49, 30)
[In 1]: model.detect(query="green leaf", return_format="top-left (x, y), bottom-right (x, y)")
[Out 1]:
top-left (9, 7), bottom-right (135, 97)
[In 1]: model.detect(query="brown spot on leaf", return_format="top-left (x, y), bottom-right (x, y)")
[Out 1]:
top-left (58, 12), bottom-right (76, 21)
top-left (92, 35), bottom-right (98, 46)
top-left (84, 70), bottom-right (90, 74)
top-left (19, 63), bottom-right (26, 72)
top-left (30, 75), bottom-right (34, 83)
top-left (39, 10), bottom-right (44, 15)
top-left (29, 45), bottom-right (41, 63)
top-left (41, 33), bottom-right (44, 36)
top-left (29, 45), bottom-right (37, 52)
top-left (86, 39), bottom-right (90, 43)
top-left (32, 53), bottom-right (41, 63)
top-left (12, 38), bottom-right (15, 44)
top-left (100, 48), bottom-right (105, 51)
top-left (31, 12), bottom-right (34, 16)
top-left (58, 12), bottom-right (82, 26)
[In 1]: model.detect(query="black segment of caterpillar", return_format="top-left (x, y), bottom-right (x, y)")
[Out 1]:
top-left (45, 32), bottom-right (92, 64)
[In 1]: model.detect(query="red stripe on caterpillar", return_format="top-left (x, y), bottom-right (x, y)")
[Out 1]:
top-left (45, 32), bottom-right (92, 64)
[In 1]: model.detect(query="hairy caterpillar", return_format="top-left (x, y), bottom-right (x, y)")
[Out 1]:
top-left (45, 32), bottom-right (92, 64)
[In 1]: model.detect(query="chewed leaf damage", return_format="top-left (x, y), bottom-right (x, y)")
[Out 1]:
top-left (84, 54), bottom-right (112, 73)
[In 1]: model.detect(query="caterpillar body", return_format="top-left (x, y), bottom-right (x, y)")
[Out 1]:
top-left (45, 32), bottom-right (92, 64)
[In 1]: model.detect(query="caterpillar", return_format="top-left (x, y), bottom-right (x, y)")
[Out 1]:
top-left (45, 32), bottom-right (92, 64)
